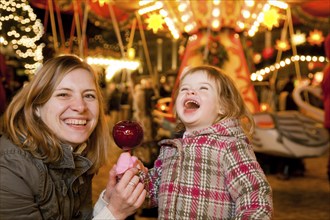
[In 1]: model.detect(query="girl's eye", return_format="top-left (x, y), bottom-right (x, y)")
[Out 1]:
top-left (180, 87), bottom-right (188, 92)
top-left (200, 86), bottom-right (208, 90)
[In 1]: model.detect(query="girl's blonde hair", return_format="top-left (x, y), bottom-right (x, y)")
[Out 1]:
top-left (173, 65), bottom-right (255, 138)
top-left (2, 55), bottom-right (109, 173)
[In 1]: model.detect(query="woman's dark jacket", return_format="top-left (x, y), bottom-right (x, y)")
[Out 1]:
top-left (0, 135), bottom-right (94, 220)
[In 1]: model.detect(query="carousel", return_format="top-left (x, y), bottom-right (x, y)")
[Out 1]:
top-left (1, 0), bottom-right (329, 160)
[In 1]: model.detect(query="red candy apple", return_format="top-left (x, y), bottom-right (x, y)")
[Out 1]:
top-left (112, 120), bottom-right (144, 151)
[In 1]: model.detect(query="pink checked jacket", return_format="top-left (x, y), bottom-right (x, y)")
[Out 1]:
top-left (144, 118), bottom-right (273, 219)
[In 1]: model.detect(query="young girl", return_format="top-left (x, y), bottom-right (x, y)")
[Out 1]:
top-left (118, 65), bottom-right (273, 219)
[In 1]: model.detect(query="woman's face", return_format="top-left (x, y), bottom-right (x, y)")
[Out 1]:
top-left (175, 70), bottom-right (220, 133)
top-left (37, 68), bottom-right (99, 147)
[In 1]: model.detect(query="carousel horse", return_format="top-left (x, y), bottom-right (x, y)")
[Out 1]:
top-left (252, 110), bottom-right (328, 158)
top-left (253, 81), bottom-right (328, 158)
top-left (292, 80), bottom-right (324, 122)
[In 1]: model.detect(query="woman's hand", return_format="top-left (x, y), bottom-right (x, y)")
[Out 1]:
top-left (103, 165), bottom-right (147, 219)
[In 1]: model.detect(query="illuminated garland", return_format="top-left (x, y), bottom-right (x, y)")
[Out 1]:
top-left (86, 56), bottom-right (140, 82)
top-left (251, 55), bottom-right (328, 81)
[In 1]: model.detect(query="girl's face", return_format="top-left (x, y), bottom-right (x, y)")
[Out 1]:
top-left (37, 68), bottom-right (99, 147)
top-left (175, 70), bottom-right (220, 133)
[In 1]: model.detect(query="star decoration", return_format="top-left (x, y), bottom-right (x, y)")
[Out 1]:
top-left (275, 39), bottom-right (290, 51)
top-left (145, 13), bottom-right (165, 33)
top-left (292, 31), bottom-right (306, 45)
top-left (307, 29), bottom-right (324, 46)
top-left (263, 8), bottom-right (280, 30)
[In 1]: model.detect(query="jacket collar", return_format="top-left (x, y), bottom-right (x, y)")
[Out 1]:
top-left (183, 118), bottom-right (241, 138)
top-left (48, 143), bottom-right (92, 170)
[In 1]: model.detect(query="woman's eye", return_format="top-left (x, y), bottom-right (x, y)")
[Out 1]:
top-left (56, 93), bottom-right (69, 97)
top-left (85, 93), bottom-right (96, 99)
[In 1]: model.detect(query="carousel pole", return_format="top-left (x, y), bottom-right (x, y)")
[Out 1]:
top-left (287, 7), bottom-right (301, 81)
top-left (73, 0), bottom-right (82, 57)
top-left (270, 6), bottom-right (305, 110)
top-left (157, 38), bottom-right (163, 73)
top-left (287, 7), bottom-right (310, 103)
top-left (125, 18), bottom-right (137, 83)
top-left (127, 18), bottom-right (137, 51)
top-left (171, 39), bottom-right (177, 70)
top-left (43, 1), bottom-right (49, 32)
top-left (138, 41), bottom-right (143, 74)
top-left (269, 14), bottom-right (289, 111)
top-left (203, 26), bottom-right (212, 62)
top-left (81, 1), bottom-right (90, 58)
top-left (202, 1), bottom-right (213, 63)
top-left (47, 0), bottom-right (59, 52)
top-left (108, 1), bottom-right (129, 107)
top-left (68, 17), bottom-right (76, 53)
top-left (125, 18), bottom-right (139, 121)
top-left (108, 3), bottom-right (126, 57)
top-left (271, 17), bottom-right (288, 93)
top-left (135, 12), bottom-right (159, 97)
top-left (135, 12), bottom-right (154, 78)
top-left (156, 38), bottom-right (163, 95)
top-left (54, 1), bottom-right (65, 50)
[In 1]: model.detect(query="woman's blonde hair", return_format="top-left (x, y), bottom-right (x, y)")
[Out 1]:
top-left (2, 55), bottom-right (109, 173)
top-left (173, 65), bottom-right (255, 138)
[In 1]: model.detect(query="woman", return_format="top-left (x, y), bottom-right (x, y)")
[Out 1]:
top-left (0, 55), bottom-right (146, 219)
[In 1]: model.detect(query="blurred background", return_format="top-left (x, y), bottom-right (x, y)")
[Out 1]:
top-left (1, 1), bottom-right (329, 219)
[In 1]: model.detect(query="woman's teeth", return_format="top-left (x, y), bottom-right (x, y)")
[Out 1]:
top-left (65, 119), bottom-right (87, 125)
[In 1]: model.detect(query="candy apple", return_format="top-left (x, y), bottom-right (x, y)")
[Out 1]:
top-left (112, 120), bottom-right (144, 151)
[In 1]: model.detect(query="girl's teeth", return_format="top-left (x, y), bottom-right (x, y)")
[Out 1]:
top-left (184, 100), bottom-right (200, 109)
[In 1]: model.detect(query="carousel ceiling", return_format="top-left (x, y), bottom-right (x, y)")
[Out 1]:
top-left (0, 0), bottom-right (329, 75)
top-left (28, 0), bottom-right (330, 37)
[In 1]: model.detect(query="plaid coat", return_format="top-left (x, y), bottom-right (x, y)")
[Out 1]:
top-left (145, 119), bottom-right (273, 220)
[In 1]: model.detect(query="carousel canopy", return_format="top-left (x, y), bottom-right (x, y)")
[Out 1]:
top-left (0, 0), bottom-right (329, 79)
